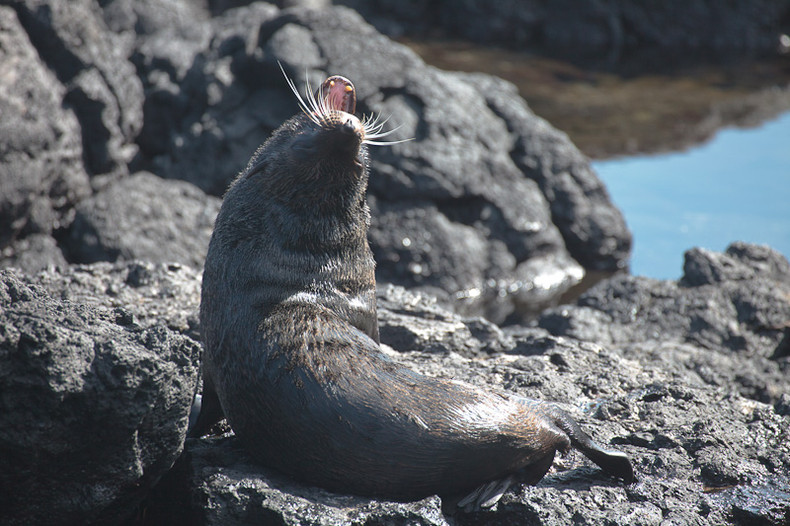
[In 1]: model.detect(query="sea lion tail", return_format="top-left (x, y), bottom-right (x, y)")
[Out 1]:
top-left (547, 405), bottom-right (636, 483)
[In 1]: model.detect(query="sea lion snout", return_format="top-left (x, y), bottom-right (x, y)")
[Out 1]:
top-left (342, 117), bottom-right (359, 135)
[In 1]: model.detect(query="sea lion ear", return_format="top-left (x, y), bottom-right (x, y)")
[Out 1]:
top-left (245, 155), bottom-right (268, 178)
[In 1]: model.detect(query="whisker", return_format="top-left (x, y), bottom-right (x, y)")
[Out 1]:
top-left (279, 63), bottom-right (322, 127)
top-left (363, 138), bottom-right (415, 146)
top-left (281, 62), bottom-right (413, 145)
top-left (303, 72), bottom-right (325, 124)
top-left (363, 114), bottom-right (393, 136)
top-left (362, 113), bottom-right (413, 146)
top-left (316, 83), bottom-right (330, 127)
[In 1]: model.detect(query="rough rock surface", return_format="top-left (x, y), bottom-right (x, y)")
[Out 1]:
top-left (6, 0), bottom-right (143, 176)
top-left (64, 172), bottom-right (221, 269)
top-left (0, 269), bottom-right (202, 526)
top-left (4, 247), bottom-right (790, 524)
top-left (0, 6), bottom-right (90, 270)
top-left (335, 0), bottom-right (790, 61)
top-left (539, 242), bottom-right (790, 405)
top-left (32, 260), bottom-right (203, 339)
top-left (167, 243), bottom-right (789, 525)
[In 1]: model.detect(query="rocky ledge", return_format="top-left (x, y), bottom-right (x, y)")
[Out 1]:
top-left (2, 242), bottom-right (789, 525)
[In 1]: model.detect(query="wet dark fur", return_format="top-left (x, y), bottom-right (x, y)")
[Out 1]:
top-left (194, 94), bottom-right (634, 505)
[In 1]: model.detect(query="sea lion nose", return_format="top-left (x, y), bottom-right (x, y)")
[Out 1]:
top-left (341, 118), bottom-right (357, 135)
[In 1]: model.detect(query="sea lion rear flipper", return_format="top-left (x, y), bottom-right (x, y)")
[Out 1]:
top-left (454, 475), bottom-right (514, 511)
top-left (453, 448), bottom-right (558, 511)
top-left (188, 373), bottom-right (225, 438)
top-left (547, 406), bottom-right (635, 483)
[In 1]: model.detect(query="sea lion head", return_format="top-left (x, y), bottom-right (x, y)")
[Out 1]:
top-left (288, 75), bottom-right (366, 166)
top-left (240, 69), bottom-right (405, 210)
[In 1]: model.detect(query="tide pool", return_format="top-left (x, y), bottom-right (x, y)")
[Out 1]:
top-left (593, 111), bottom-right (790, 279)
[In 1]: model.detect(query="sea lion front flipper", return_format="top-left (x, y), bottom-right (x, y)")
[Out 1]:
top-left (188, 373), bottom-right (225, 438)
top-left (546, 405), bottom-right (636, 483)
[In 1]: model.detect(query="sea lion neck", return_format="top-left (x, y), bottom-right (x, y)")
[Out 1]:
top-left (220, 114), bottom-right (371, 252)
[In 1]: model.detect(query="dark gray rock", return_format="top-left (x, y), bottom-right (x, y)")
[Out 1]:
top-left (3, 243), bottom-right (788, 524)
top-left (0, 269), bottom-right (201, 526)
top-left (178, 246), bottom-right (790, 524)
top-left (100, 0), bottom-right (211, 38)
top-left (540, 242), bottom-right (790, 358)
top-left (376, 283), bottom-right (513, 357)
top-left (32, 260), bottom-right (203, 340)
top-left (538, 242), bottom-right (790, 405)
top-left (0, 233), bottom-right (68, 272)
top-left (64, 172), bottom-right (221, 269)
top-left (126, 4), bottom-right (627, 319)
top-left (303, 5), bottom-right (627, 311)
top-left (468, 72), bottom-right (630, 270)
top-left (0, 6), bottom-right (89, 270)
top-left (681, 242), bottom-right (790, 286)
top-left (129, 2), bottom-right (281, 195)
top-left (6, 0), bottom-right (144, 177)
top-left (186, 437), bottom-right (450, 526)
top-left (1, 0), bottom-right (630, 315)
top-left (335, 0), bottom-right (790, 62)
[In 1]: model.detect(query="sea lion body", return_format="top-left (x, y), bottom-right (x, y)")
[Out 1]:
top-left (194, 74), bottom-right (634, 506)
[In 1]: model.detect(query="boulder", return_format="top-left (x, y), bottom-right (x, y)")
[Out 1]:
top-left (32, 260), bottom-right (203, 339)
top-left (63, 172), bottom-right (221, 269)
top-left (0, 269), bottom-right (201, 525)
top-left (126, 4), bottom-right (629, 318)
top-left (6, 0), bottom-right (143, 176)
top-left (539, 242), bottom-right (790, 384)
top-left (0, 6), bottom-right (89, 272)
top-left (0, 1), bottom-right (631, 315)
top-left (335, 0), bottom-right (790, 60)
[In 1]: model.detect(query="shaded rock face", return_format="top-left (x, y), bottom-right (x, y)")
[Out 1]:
top-left (64, 172), bottom-right (221, 268)
top-left (6, 0), bottom-right (143, 177)
top-left (0, 269), bottom-right (201, 526)
top-left (0, 0), bottom-right (630, 318)
top-left (0, 6), bottom-right (90, 267)
top-left (335, 0), bottom-right (790, 63)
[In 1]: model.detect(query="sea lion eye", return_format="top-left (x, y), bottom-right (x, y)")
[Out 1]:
top-left (291, 135), bottom-right (317, 153)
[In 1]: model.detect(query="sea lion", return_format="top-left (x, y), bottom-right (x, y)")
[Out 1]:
top-left (191, 70), bottom-right (635, 508)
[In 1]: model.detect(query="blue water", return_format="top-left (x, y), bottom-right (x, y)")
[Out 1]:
top-left (593, 111), bottom-right (790, 280)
